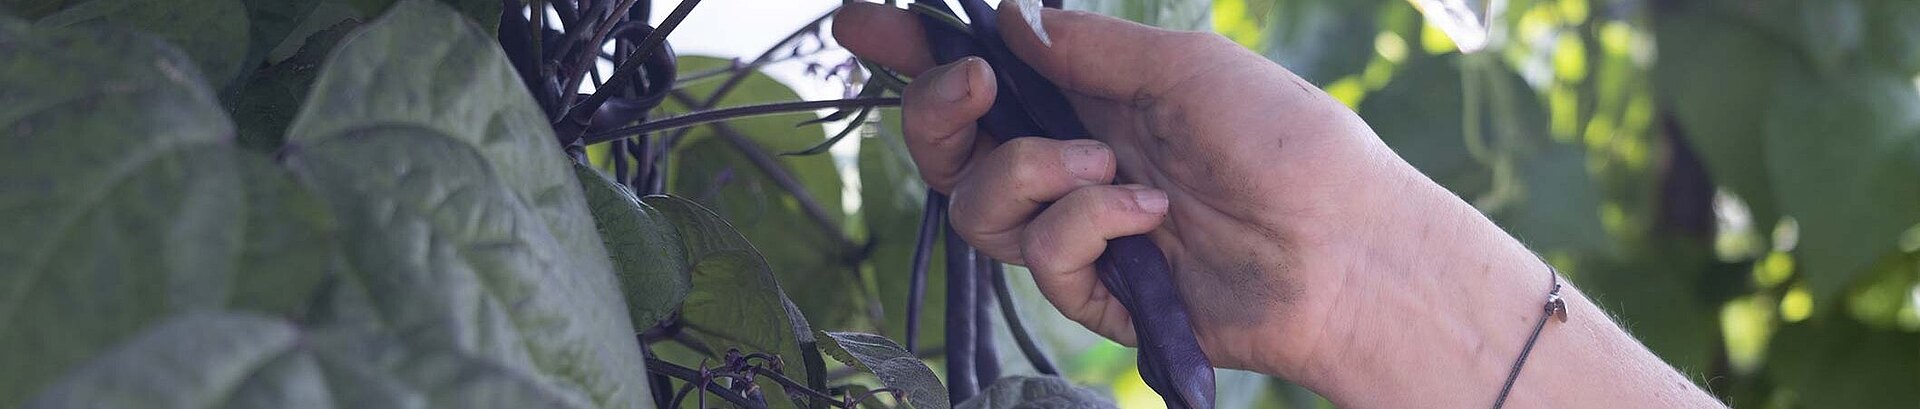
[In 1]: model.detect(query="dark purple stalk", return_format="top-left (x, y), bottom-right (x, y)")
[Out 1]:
top-left (973, 256), bottom-right (1001, 383)
top-left (990, 262), bottom-right (1058, 375)
top-left (643, 345), bottom-right (676, 409)
top-left (912, 1), bottom-right (1216, 407)
top-left (645, 356), bottom-right (771, 409)
top-left (905, 194), bottom-right (944, 353)
top-left (943, 221), bottom-right (978, 403)
top-left (580, 97), bottom-right (901, 145)
top-left (558, 0), bottom-right (702, 135)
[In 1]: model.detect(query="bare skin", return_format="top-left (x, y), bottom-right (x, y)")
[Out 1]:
top-left (833, 1), bottom-right (1725, 408)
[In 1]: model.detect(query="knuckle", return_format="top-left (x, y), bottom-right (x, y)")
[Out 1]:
top-left (1020, 227), bottom-right (1068, 273)
top-left (995, 138), bottom-right (1064, 188)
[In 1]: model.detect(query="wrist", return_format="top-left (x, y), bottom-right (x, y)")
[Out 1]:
top-left (1297, 175), bottom-right (1556, 408)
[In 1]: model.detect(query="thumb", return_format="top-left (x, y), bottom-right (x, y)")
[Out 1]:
top-left (996, 0), bottom-right (1221, 99)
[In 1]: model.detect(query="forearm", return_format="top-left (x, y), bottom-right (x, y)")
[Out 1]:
top-left (1303, 177), bottom-right (1724, 408)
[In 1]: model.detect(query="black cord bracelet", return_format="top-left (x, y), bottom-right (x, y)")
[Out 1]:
top-left (1490, 266), bottom-right (1568, 409)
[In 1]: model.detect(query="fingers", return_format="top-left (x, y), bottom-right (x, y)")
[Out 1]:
top-left (833, 2), bottom-right (937, 75)
top-left (1019, 185), bottom-right (1169, 345)
top-left (948, 138), bottom-right (1116, 261)
top-left (997, 0), bottom-right (1239, 99)
top-left (1019, 185), bottom-right (1167, 278)
top-left (901, 57), bottom-right (997, 191)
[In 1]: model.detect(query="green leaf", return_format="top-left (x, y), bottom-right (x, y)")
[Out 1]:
top-left (1762, 66), bottom-right (1920, 301)
top-left (954, 376), bottom-right (1114, 409)
top-left (1256, 0), bottom-right (1384, 84)
top-left (1866, 0), bottom-right (1920, 74)
top-left (1574, 241), bottom-right (1722, 375)
top-left (36, 0), bottom-right (252, 87)
top-left (573, 163), bottom-right (692, 330)
top-left (818, 331), bottom-right (948, 409)
top-left (1496, 142), bottom-right (1608, 254)
top-left (1063, 0), bottom-right (1211, 31)
top-left (642, 195), bottom-right (828, 409)
top-left (1358, 55), bottom-right (1492, 199)
top-left (1, 0), bottom-right (67, 19)
top-left (287, 0), bottom-right (619, 321)
top-left (665, 55), bottom-right (865, 330)
top-left (236, 0), bottom-right (320, 71)
top-left (25, 311), bottom-right (595, 409)
top-left (1652, 7), bottom-right (1792, 228)
top-left (344, 0), bottom-right (498, 33)
top-left (285, 128), bottom-right (652, 409)
top-left (1767, 316), bottom-right (1920, 409)
top-left (0, 24), bottom-right (332, 407)
top-left (228, 18), bottom-right (359, 151)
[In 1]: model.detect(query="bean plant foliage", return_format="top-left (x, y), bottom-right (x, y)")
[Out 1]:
top-left (0, 0), bottom-right (1122, 408)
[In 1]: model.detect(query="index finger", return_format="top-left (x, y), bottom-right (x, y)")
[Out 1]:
top-left (832, 2), bottom-right (938, 75)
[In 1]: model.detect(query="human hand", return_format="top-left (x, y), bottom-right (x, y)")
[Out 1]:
top-left (835, 0), bottom-right (1503, 389)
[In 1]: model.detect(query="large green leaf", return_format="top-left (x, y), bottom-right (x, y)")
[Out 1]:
top-left (1767, 316), bottom-right (1920, 409)
top-left (1362, 53), bottom-right (1603, 253)
top-left (1496, 142), bottom-right (1608, 254)
top-left (287, 0), bottom-right (619, 321)
top-left (0, 24), bottom-right (332, 407)
top-left (1761, 66), bottom-right (1920, 300)
top-left (642, 195), bottom-right (827, 408)
top-left (1359, 55), bottom-right (1492, 199)
top-left (36, 0), bottom-right (251, 87)
top-left (954, 376), bottom-right (1113, 409)
top-left (665, 56), bottom-right (864, 330)
top-left (1866, 0), bottom-right (1920, 74)
top-left (236, 0), bottom-right (320, 70)
top-left (1573, 241), bottom-right (1721, 375)
top-left (25, 311), bottom-right (594, 409)
top-left (344, 0), bottom-right (497, 32)
top-left (1651, 6), bottom-right (1792, 228)
top-left (285, 129), bottom-right (652, 408)
top-left (1257, 0), bottom-right (1384, 84)
top-left (818, 331), bottom-right (947, 409)
top-left (573, 163), bottom-right (691, 330)
top-left (1, 0), bottom-right (66, 19)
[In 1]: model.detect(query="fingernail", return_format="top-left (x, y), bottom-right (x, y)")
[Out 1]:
top-left (1132, 188), bottom-right (1169, 214)
top-left (1060, 140), bottom-right (1110, 183)
top-left (935, 58), bottom-right (978, 102)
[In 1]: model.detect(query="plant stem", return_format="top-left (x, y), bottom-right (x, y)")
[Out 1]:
top-left (905, 196), bottom-right (943, 353)
top-left (646, 356), bottom-right (772, 409)
top-left (991, 262), bottom-right (1059, 375)
top-left (562, 0), bottom-right (641, 101)
top-left (580, 97), bottom-right (900, 145)
top-left (560, 0), bottom-right (702, 125)
top-left (748, 366), bottom-right (842, 406)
